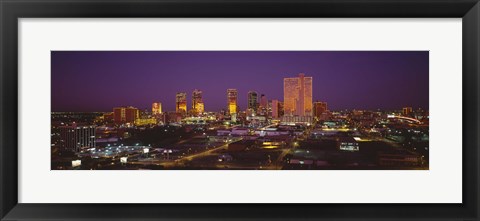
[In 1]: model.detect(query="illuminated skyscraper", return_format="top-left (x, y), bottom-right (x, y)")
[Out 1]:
top-left (152, 102), bottom-right (162, 115)
top-left (283, 73), bottom-right (313, 116)
top-left (227, 89), bottom-right (238, 115)
top-left (192, 89), bottom-right (204, 114)
top-left (247, 91), bottom-right (258, 112)
top-left (113, 106), bottom-right (139, 124)
top-left (176, 92), bottom-right (187, 113)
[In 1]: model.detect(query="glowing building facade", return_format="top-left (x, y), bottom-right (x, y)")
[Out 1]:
top-left (176, 92), bottom-right (187, 113)
top-left (247, 91), bottom-right (258, 112)
top-left (227, 89), bottom-right (238, 115)
top-left (283, 73), bottom-right (313, 116)
top-left (135, 118), bottom-right (157, 126)
top-left (152, 102), bottom-right (162, 115)
top-left (192, 89), bottom-right (205, 114)
top-left (113, 106), bottom-right (140, 124)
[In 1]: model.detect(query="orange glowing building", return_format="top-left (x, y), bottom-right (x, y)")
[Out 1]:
top-left (152, 102), bottom-right (162, 115)
top-left (176, 92), bottom-right (187, 113)
top-left (192, 89), bottom-right (204, 114)
top-left (227, 89), bottom-right (238, 115)
top-left (283, 73), bottom-right (313, 116)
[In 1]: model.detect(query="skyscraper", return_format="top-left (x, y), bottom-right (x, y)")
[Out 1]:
top-left (283, 73), bottom-right (313, 116)
top-left (152, 102), bottom-right (162, 115)
top-left (259, 94), bottom-right (268, 115)
top-left (278, 101), bottom-right (284, 117)
top-left (192, 89), bottom-right (204, 114)
top-left (176, 92), bottom-right (187, 113)
top-left (247, 91), bottom-right (258, 112)
top-left (227, 89), bottom-right (238, 115)
top-left (272, 99), bottom-right (279, 118)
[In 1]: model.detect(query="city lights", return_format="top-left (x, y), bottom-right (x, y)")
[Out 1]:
top-left (51, 51), bottom-right (429, 170)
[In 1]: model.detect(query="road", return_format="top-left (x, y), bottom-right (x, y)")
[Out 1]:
top-left (159, 138), bottom-right (242, 167)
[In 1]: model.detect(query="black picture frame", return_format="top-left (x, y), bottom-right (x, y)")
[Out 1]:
top-left (1, 0), bottom-right (479, 220)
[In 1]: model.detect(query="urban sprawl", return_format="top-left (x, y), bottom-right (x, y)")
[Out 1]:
top-left (51, 73), bottom-right (429, 170)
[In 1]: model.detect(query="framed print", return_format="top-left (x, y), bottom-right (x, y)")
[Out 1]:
top-left (1, 0), bottom-right (479, 220)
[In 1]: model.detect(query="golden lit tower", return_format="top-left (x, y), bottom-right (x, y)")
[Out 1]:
top-left (192, 89), bottom-right (204, 114)
top-left (283, 73), bottom-right (313, 116)
top-left (175, 92), bottom-right (187, 113)
top-left (152, 102), bottom-right (162, 115)
top-left (227, 89), bottom-right (238, 115)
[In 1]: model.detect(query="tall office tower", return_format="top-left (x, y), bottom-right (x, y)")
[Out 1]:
top-left (260, 94), bottom-right (268, 109)
top-left (227, 89), bottom-right (238, 115)
top-left (192, 89), bottom-right (204, 114)
top-left (247, 91), bottom-right (258, 112)
top-left (59, 124), bottom-right (96, 152)
top-left (113, 106), bottom-right (140, 124)
top-left (283, 73), bottom-right (313, 116)
top-left (152, 102), bottom-right (162, 115)
top-left (313, 101), bottom-right (328, 118)
top-left (176, 92), bottom-right (187, 113)
top-left (258, 94), bottom-right (268, 115)
top-left (278, 101), bottom-right (284, 117)
top-left (271, 99), bottom-right (279, 118)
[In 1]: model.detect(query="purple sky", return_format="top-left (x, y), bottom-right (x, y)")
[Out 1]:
top-left (51, 51), bottom-right (428, 112)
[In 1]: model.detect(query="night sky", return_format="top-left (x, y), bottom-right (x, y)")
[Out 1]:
top-left (51, 51), bottom-right (429, 112)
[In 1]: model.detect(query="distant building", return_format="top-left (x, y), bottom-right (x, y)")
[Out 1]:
top-left (166, 112), bottom-right (183, 124)
top-left (176, 92), bottom-right (187, 113)
top-left (284, 73), bottom-right (313, 116)
top-left (59, 124), bottom-right (96, 152)
top-left (113, 106), bottom-right (139, 124)
top-left (402, 107), bottom-right (413, 116)
top-left (313, 101), bottom-right (328, 119)
top-left (258, 94), bottom-right (268, 115)
top-left (192, 89), bottom-right (204, 114)
top-left (260, 94), bottom-right (267, 109)
top-left (227, 89), bottom-right (238, 115)
top-left (272, 99), bottom-right (279, 118)
top-left (135, 118), bottom-right (157, 126)
top-left (278, 101), bottom-right (284, 117)
top-left (247, 91), bottom-right (258, 112)
top-left (102, 112), bottom-right (114, 123)
top-left (281, 115), bottom-right (313, 124)
top-left (152, 102), bottom-right (162, 115)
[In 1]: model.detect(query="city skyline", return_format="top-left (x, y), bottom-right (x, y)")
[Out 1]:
top-left (51, 51), bottom-right (429, 112)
